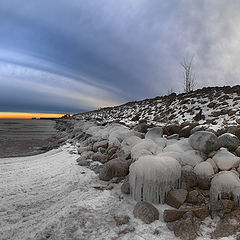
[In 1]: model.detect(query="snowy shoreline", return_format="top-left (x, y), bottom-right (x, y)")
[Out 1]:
top-left (1, 119), bottom-right (240, 240)
top-left (0, 144), bottom-right (177, 240)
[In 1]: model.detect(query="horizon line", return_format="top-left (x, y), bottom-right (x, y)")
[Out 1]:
top-left (0, 112), bottom-right (67, 119)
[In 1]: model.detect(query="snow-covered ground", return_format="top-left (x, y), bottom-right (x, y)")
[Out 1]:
top-left (0, 144), bottom-right (235, 240)
top-left (74, 85), bottom-right (240, 132)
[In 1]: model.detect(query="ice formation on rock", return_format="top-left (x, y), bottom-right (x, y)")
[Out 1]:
top-left (210, 171), bottom-right (240, 206)
top-left (180, 150), bottom-right (205, 167)
top-left (157, 151), bottom-right (183, 165)
top-left (131, 139), bottom-right (157, 161)
top-left (145, 127), bottom-right (163, 141)
top-left (163, 138), bottom-right (193, 153)
top-left (121, 136), bottom-right (142, 155)
top-left (194, 161), bottom-right (214, 178)
top-left (129, 155), bottom-right (181, 204)
top-left (212, 148), bottom-right (240, 171)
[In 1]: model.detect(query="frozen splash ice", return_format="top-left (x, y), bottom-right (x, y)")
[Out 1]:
top-left (210, 171), bottom-right (240, 207)
top-left (129, 155), bottom-right (181, 204)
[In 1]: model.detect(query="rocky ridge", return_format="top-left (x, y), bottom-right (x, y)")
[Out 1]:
top-left (54, 85), bottom-right (240, 239)
top-left (73, 85), bottom-right (240, 134)
top-left (55, 113), bottom-right (240, 239)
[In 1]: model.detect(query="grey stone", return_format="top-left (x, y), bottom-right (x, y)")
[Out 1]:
top-left (189, 131), bottom-right (219, 154)
top-left (218, 133), bottom-right (240, 151)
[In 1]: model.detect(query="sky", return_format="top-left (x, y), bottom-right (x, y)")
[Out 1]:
top-left (0, 0), bottom-right (240, 115)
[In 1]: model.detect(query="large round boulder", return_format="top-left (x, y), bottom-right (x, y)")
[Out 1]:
top-left (99, 158), bottom-right (131, 181)
top-left (131, 139), bottom-right (157, 161)
top-left (212, 148), bottom-right (240, 171)
top-left (194, 161), bottom-right (215, 189)
top-left (189, 131), bottom-right (219, 154)
top-left (210, 171), bottom-right (240, 206)
top-left (180, 150), bottom-right (206, 167)
top-left (145, 127), bottom-right (163, 142)
top-left (129, 155), bottom-right (181, 204)
top-left (218, 133), bottom-right (240, 151)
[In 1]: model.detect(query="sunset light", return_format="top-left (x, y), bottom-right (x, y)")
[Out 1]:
top-left (0, 112), bottom-right (65, 119)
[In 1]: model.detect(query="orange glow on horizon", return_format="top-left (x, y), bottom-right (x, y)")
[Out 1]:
top-left (0, 112), bottom-right (65, 119)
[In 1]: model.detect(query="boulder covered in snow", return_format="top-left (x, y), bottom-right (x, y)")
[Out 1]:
top-left (129, 155), bottom-right (181, 204)
top-left (189, 131), bottom-right (219, 154)
top-left (133, 201), bottom-right (159, 224)
top-left (212, 148), bottom-right (240, 171)
top-left (218, 133), bottom-right (240, 151)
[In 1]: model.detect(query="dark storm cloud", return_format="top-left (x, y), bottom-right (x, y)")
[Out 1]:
top-left (0, 0), bottom-right (239, 113)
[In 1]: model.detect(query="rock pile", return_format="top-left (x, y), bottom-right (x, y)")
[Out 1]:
top-left (57, 117), bottom-right (240, 239)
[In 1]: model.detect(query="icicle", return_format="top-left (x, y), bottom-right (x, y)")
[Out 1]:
top-left (129, 155), bottom-right (181, 204)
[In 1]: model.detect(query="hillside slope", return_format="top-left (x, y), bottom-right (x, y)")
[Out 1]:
top-left (73, 85), bottom-right (240, 132)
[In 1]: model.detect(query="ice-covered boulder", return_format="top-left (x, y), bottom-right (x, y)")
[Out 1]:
top-left (163, 138), bottom-right (193, 153)
top-left (218, 133), bottom-right (240, 151)
top-left (210, 171), bottom-right (240, 206)
top-left (131, 139), bottom-right (157, 161)
top-left (194, 162), bottom-right (214, 178)
top-left (157, 151), bottom-right (183, 165)
top-left (180, 150), bottom-right (205, 167)
top-left (108, 127), bottom-right (133, 147)
top-left (194, 161), bottom-right (215, 189)
top-left (155, 138), bottom-right (167, 153)
top-left (212, 148), bottom-right (240, 171)
top-left (121, 136), bottom-right (142, 155)
top-left (189, 131), bottom-right (219, 154)
top-left (145, 127), bottom-right (166, 152)
top-left (166, 138), bottom-right (178, 146)
top-left (145, 127), bottom-right (163, 141)
top-left (129, 155), bottom-right (181, 204)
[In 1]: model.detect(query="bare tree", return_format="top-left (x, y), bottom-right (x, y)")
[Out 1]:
top-left (181, 56), bottom-right (196, 93)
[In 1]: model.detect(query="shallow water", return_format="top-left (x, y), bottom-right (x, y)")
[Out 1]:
top-left (0, 119), bottom-right (57, 158)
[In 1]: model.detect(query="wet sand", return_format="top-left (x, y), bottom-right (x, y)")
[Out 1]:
top-left (0, 119), bottom-right (58, 158)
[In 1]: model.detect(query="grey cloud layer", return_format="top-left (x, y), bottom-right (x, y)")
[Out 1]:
top-left (0, 0), bottom-right (239, 113)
